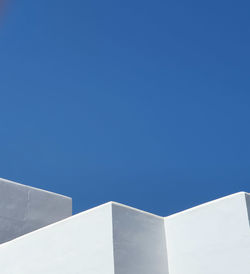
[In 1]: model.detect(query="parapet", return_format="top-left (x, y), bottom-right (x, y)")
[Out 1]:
top-left (0, 178), bottom-right (72, 244)
top-left (0, 178), bottom-right (249, 274)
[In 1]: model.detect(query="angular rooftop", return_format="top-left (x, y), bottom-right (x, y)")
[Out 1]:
top-left (0, 178), bottom-right (249, 274)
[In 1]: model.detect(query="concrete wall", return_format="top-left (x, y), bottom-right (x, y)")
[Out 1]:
top-left (112, 203), bottom-right (168, 274)
top-left (0, 201), bottom-right (169, 274)
top-left (246, 193), bottom-right (250, 225)
top-left (0, 180), bottom-right (248, 274)
top-left (0, 178), bottom-right (72, 243)
top-left (164, 192), bottom-right (250, 274)
top-left (0, 203), bottom-right (115, 274)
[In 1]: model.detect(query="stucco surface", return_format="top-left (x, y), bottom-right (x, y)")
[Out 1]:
top-left (0, 178), bottom-right (72, 243)
top-left (246, 193), bottom-right (250, 225)
top-left (0, 203), bottom-right (114, 274)
top-left (164, 192), bottom-right (250, 274)
top-left (112, 203), bottom-right (168, 274)
top-left (0, 181), bottom-right (248, 274)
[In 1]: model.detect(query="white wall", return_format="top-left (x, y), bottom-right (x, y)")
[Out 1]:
top-left (164, 192), bottom-right (250, 274)
top-left (112, 203), bottom-right (169, 274)
top-left (246, 193), bottom-right (250, 224)
top-left (0, 201), bottom-right (169, 274)
top-left (0, 186), bottom-right (249, 274)
top-left (0, 203), bottom-right (115, 274)
top-left (0, 178), bottom-right (72, 244)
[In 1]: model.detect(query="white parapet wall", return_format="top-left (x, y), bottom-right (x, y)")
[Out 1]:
top-left (112, 202), bottom-right (168, 274)
top-left (0, 202), bottom-right (169, 274)
top-left (246, 193), bottom-right (250, 222)
top-left (0, 203), bottom-right (115, 274)
top-left (164, 192), bottom-right (250, 274)
top-left (0, 178), bottom-right (248, 274)
top-left (0, 178), bottom-right (72, 244)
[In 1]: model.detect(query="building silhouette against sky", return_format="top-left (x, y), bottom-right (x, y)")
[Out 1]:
top-left (0, 178), bottom-right (249, 274)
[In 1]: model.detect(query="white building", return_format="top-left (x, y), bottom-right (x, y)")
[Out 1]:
top-left (0, 178), bottom-right (249, 274)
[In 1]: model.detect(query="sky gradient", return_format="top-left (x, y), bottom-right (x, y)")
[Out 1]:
top-left (0, 0), bottom-right (250, 216)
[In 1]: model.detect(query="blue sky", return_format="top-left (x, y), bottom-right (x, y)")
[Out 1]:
top-left (0, 0), bottom-right (249, 216)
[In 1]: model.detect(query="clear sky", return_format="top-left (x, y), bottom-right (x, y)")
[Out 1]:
top-left (0, 0), bottom-right (249, 216)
